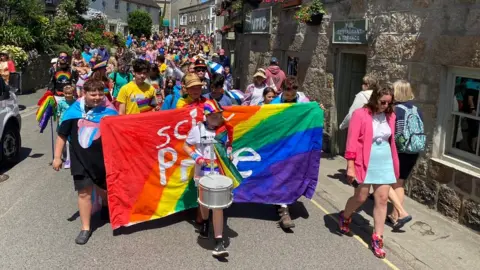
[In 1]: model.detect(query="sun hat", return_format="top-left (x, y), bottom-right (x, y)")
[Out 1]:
top-left (184, 73), bottom-right (204, 88)
top-left (253, 71), bottom-right (267, 79)
top-left (203, 99), bottom-right (223, 115)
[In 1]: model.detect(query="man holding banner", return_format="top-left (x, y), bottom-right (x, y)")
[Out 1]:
top-left (176, 74), bottom-right (208, 109)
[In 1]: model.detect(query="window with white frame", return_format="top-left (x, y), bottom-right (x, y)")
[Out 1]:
top-left (114, 0), bottom-right (119, 10)
top-left (443, 67), bottom-right (480, 167)
top-left (126, 2), bottom-right (131, 12)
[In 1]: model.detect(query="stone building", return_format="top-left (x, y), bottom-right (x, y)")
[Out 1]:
top-left (89, 0), bottom-right (162, 36)
top-left (175, 0), bottom-right (224, 47)
top-left (229, 0), bottom-right (480, 231)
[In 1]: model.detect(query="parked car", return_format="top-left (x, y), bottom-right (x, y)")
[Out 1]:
top-left (0, 77), bottom-right (21, 166)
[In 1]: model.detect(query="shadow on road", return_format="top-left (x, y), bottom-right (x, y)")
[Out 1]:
top-left (323, 211), bottom-right (375, 247)
top-left (0, 147), bottom-right (32, 174)
top-left (327, 169), bottom-right (350, 186)
top-left (113, 209), bottom-right (195, 236)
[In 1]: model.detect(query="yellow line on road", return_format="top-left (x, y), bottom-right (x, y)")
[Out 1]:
top-left (309, 199), bottom-right (400, 270)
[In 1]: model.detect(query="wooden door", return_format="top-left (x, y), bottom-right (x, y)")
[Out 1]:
top-left (335, 53), bottom-right (367, 154)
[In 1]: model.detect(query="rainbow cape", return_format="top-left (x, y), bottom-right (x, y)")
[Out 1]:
top-left (36, 91), bottom-right (57, 133)
top-left (101, 103), bottom-right (323, 229)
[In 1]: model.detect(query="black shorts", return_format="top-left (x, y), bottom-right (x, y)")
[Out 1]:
top-left (73, 175), bottom-right (106, 191)
top-left (398, 153), bottom-right (419, 180)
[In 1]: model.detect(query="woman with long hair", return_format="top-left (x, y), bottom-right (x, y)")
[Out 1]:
top-left (339, 86), bottom-right (399, 259)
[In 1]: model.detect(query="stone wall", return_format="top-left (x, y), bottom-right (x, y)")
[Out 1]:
top-left (15, 53), bottom-right (52, 94)
top-left (232, 0), bottom-right (480, 231)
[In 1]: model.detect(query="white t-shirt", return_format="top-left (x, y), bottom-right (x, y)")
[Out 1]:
top-left (186, 123), bottom-right (228, 178)
top-left (250, 86), bottom-right (266, 105)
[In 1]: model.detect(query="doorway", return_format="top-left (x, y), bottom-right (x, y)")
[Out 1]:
top-left (335, 53), bottom-right (367, 154)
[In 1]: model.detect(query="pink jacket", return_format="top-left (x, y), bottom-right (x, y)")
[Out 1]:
top-left (344, 108), bottom-right (399, 183)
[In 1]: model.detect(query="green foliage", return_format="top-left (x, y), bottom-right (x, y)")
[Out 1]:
top-left (30, 16), bottom-right (55, 52)
top-left (84, 31), bottom-right (109, 47)
top-left (57, 0), bottom-right (88, 18)
top-left (128, 10), bottom-right (152, 38)
top-left (294, 0), bottom-right (326, 23)
top-left (51, 44), bottom-right (73, 56)
top-left (0, 45), bottom-right (29, 68)
top-left (0, 0), bottom-right (44, 27)
top-left (84, 17), bottom-right (107, 34)
top-left (0, 26), bottom-right (35, 48)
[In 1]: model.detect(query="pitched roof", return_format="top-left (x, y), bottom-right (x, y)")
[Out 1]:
top-left (124, 0), bottom-right (160, 8)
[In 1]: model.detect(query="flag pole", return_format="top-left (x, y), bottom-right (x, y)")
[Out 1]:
top-left (49, 118), bottom-right (54, 165)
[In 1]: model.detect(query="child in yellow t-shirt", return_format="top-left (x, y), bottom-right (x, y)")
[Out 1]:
top-left (116, 59), bottom-right (156, 115)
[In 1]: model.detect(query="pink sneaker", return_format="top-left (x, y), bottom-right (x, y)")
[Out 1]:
top-left (371, 233), bottom-right (386, 258)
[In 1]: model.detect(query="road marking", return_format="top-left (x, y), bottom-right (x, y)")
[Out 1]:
top-left (20, 105), bottom-right (38, 117)
top-left (309, 199), bottom-right (400, 270)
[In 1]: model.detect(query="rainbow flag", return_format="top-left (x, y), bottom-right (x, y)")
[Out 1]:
top-left (101, 103), bottom-right (323, 229)
top-left (36, 91), bottom-right (57, 133)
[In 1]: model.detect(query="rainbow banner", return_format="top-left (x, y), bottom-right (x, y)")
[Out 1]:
top-left (101, 103), bottom-right (323, 229)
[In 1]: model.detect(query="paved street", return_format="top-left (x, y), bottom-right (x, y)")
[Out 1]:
top-left (0, 91), bottom-right (414, 269)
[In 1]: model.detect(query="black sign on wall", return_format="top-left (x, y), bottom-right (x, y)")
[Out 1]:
top-left (244, 7), bottom-right (272, 34)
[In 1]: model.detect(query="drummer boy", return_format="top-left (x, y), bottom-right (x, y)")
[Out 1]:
top-left (182, 99), bottom-right (232, 258)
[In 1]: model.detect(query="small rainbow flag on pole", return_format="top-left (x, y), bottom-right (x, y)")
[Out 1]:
top-left (36, 91), bottom-right (57, 133)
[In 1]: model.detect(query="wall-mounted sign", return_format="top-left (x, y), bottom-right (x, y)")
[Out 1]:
top-left (332, 19), bottom-right (368, 44)
top-left (244, 7), bottom-right (272, 34)
top-left (226, 32), bottom-right (235, 40)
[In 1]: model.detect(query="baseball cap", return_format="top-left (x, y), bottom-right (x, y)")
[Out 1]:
top-left (204, 99), bottom-right (223, 115)
top-left (271, 57), bottom-right (278, 64)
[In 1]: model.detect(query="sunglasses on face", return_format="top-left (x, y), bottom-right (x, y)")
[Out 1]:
top-left (380, 101), bottom-right (391, 105)
top-left (195, 69), bottom-right (206, 73)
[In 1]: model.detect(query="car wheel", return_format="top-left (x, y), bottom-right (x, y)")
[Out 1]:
top-left (1, 123), bottom-right (21, 166)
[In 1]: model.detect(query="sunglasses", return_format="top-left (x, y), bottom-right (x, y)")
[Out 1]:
top-left (195, 69), bottom-right (206, 73)
top-left (380, 101), bottom-right (391, 105)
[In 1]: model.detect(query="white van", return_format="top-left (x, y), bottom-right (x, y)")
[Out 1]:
top-left (0, 78), bottom-right (21, 166)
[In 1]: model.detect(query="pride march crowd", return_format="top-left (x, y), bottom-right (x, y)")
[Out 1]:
top-left (38, 30), bottom-right (425, 260)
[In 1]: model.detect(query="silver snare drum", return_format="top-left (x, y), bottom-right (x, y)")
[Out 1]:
top-left (198, 175), bottom-right (234, 209)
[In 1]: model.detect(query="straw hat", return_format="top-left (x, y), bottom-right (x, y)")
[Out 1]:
top-left (184, 73), bottom-right (204, 88)
top-left (253, 70), bottom-right (267, 79)
top-left (204, 99), bottom-right (223, 115)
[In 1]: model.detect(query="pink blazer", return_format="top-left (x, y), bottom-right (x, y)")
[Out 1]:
top-left (344, 108), bottom-right (400, 183)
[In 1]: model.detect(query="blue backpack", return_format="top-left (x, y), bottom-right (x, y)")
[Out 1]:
top-left (395, 104), bottom-right (426, 153)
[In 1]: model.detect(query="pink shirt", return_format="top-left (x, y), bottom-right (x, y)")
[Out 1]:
top-left (344, 108), bottom-right (400, 183)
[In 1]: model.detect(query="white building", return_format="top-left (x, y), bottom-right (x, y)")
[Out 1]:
top-left (89, 0), bottom-right (161, 36)
top-left (177, 0), bottom-right (223, 48)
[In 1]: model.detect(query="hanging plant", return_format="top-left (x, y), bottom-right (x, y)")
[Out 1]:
top-left (294, 0), bottom-right (326, 25)
top-left (232, 1), bottom-right (243, 12)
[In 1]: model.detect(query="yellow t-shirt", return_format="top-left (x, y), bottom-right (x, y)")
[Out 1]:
top-left (176, 96), bottom-right (207, 109)
top-left (117, 81), bottom-right (156, 114)
top-left (159, 63), bottom-right (167, 74)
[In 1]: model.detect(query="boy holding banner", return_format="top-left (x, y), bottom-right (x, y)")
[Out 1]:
top-left (52, 80), bottom-right (118, 245)
top-left (182, 99), bottom-right (233, 258)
